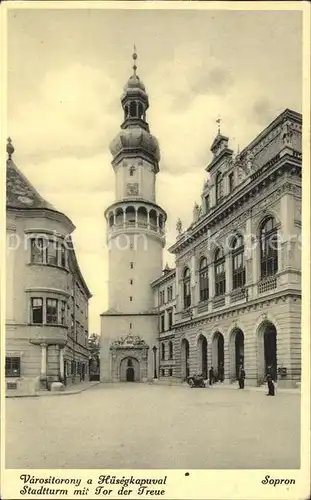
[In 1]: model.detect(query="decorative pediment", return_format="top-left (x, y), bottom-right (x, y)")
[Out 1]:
top-left (110, 333), bottom-right (149, 350)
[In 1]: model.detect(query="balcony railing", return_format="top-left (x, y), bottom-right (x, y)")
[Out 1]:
top-left (197, 301), bottom-right (209, 314)
top-left (230, 287), bottom-right (247, 303)
top-left (258, 276), bottom-right (277, 294)
top-left (212, 295), bottom-right (225, 309)
top-left (109, 221), bottom-right (165, 235)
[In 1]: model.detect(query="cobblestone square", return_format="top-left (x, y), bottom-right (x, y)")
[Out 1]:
top-left (6, 384), bottom-right (300, 469)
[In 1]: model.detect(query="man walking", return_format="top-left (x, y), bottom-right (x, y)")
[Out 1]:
top-left (209, 366), bottom-right (214, 386)
top-left (238, 365), bottom-right (246, 389)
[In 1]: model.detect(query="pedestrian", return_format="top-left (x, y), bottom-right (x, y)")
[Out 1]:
top-left (238, 365), bottom-right (246, 389)
top-left (209, 366), bottom-right (214, 386)
top-left (266, 373), bottom-right (275, 396)
top-left (218, 362), bottom-right (224, 383)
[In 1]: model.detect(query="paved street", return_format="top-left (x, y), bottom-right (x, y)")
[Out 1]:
top-left (6, 383), bottom-right (300, 469)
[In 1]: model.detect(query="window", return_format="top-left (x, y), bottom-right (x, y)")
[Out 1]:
top-left (169, 368), bottom-right (173, 377)
top-left (205, 195), bottom-right (210, 213)
top-left (130, 262), bottom-right (134, 269)
top-left (161, 369), bottom-right (165, 377)
top-left (159, 290), bottom-right (165, 306)
top-left (216, 173), bottom-right (224, 203)
top-left (31, 298), bottom-right (43, 324)
top-left (60, 244), bottom-right (66, 267)
top-left (183, 267), bottom-right (191, 308)
top-left (71, 360), bottom-right (76, 375)
top-left (199, 257), bottom-right (209, 302)
top-left (260, 217), bottom-right (278, 278)
top-left (214, 247), bottom-right (226, 296)
top-left (130, 279), bottom-right (133, 285)
top-left (46, 298), bottom-right (58, 324)
top-left (232, 235), bottom-right (245, 289)
top-left (60, 300), bottom-right (67, 325)
top-left (169, 341), bottom-right (173, 359)
top-left (5, 357), bottom-right (21, 377)
top-left (47, 241), bottom-right (58, 266)
top-left (229, 172), bottom-right (234, 193)
top-left (168, 309), bottom-right (173, 330)
top-left (160, 314), bottom-right (165, 332)
top-left (130, 296), bottom-right (133, 302)
top-left (167, 285), bottom-right (173, 302)
top-left (129, 166), bottom-right (136, 176)
top-left (161, 343), bottom-right (165, 360)
top-left (31, 238), bottom-right (45, 264)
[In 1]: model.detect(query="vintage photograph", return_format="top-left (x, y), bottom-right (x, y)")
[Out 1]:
top-left (4, 4), bottom-right (304, 473)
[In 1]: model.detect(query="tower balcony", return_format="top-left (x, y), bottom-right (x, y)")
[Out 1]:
top-left (105, 201), bottom-right (166, 244)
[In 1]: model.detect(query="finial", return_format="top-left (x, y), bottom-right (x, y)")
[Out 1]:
top-left (7, 137), bottom-right (15, 160)
top-left (216, 117), bottom-right (221, 135)
top-left (132, 44), bottom-right (137, 75)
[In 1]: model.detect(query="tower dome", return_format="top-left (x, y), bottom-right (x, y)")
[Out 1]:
top-left (109, 127), bottom-right (160, 162)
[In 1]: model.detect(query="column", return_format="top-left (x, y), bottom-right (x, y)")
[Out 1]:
top-left (135, 207), bottom-right (138, 227)
top-left (59, 347), bottom-right (65, 381)
top-left (209, 264), bottom-right (215, 299)
top-left (123, 209), bottom-right (126, 227)
top-left (147, 210), bottom-right (150, 229)
top-left (156, 213), bottom-right (159, 232)
top-left (113, 211), bottom-right (116, 225)
top-left (225, 253), bottom-right (232, 305)
top-left (40, 343), bottom-right (47, 378)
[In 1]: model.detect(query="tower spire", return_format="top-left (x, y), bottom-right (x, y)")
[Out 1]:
top-left (132, 45), bottom-right (137, 75)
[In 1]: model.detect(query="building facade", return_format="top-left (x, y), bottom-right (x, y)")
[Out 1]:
top-left (100, 51), bottom-right (166, 382)
top-left (157, 109), bottom-right (301, 388)
top-left (100, 55), bottom-right (301, 388)
top-left (5, 139), bottom-right (92, 395)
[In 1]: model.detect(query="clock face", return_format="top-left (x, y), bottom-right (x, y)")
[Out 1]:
top-left (17, 195), bottom-right (33, 205)
top-left (126, 183), bottom-right (139, 196)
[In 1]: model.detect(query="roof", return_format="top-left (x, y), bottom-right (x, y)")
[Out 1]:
top-left (6, 159), bottom-right (56, 210)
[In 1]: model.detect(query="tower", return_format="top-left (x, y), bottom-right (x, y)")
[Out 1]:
top-left (100, 49), bottom-right (166, 383)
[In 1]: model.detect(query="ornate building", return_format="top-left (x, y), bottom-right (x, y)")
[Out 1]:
top-left (5, 140), bottom-right (92, 395)
top-left (157, 109), bottom-right (302, 388)
top-left (100, 51), bottom-right (166, 382)
top-left (100, 53), bottom-right (301, 388)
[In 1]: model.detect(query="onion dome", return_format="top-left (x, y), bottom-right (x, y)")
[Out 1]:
top-left (109, 126), bottom-right (160, 162)
top-left (121, 50), bottom-right (149, 107)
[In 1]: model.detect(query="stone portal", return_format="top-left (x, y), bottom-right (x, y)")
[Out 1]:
top-left (110, 334), bottom-right (149, 382)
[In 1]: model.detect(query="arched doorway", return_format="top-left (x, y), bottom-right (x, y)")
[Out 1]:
top-left (197, 335), bottom-right (208, 379)
top-left (257, 321), bottom-right (277, 384)
top-left (181, 339), bottom-right (190, 379)
top-left (120, 357), bottom-right (140, 382)
top-left (234, 329), bottom-right (244, 379)
top-left (126, 359), bottom-right (135, 382)
top-left (212, 332), bottom-right (224, 380)
top-left (264, 323), bottom-right (277, 380)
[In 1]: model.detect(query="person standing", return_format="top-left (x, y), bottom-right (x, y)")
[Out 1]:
top-left (266, 373), bottom-right (275, 396)
top-left (238, 365), bottom-right (246, 389)
top-left (209, 366), bottom-right (214, 386)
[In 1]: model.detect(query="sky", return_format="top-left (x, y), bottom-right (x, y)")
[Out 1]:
top-left (7, 7), bottom-right (302, 334)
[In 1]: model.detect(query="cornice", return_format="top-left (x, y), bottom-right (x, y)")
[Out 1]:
top-left (169, 152), bottom-right (301, 255)
top-left (173, 290), bottom-right (301, 331)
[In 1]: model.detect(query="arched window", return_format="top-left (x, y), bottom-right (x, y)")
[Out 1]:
top-left (199, 257), bottom-right (209, 302)
top-left (214, 247), bottom-right (226, 296)
top-left (232, 235), bottom-right (245, 289)
top-left (124, 104), bottom-right (129, 120)
top-left (130, 101), bottom-right (137, 118)
top-left (138, 102), bottom-right (144, 119)
top-left (161, 342), bottom-right (165, 360)
top-left (216, 173), bottom-right (224, 203)
top-left (169, 341), bottom-right (173, 359)
top-left (183, 267), bottom-right (191, 308)
top-left (127, 358), bottom-right (133, 367)
top-left (260, 217), bottom-right (278, 278)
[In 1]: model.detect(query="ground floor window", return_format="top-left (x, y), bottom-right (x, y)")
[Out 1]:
top-left (161, 369), bottom-right (165, 377)
top-left (5, 357), bottom-right (21, 377)
top-left (169, 368), bottom-right (173, 377)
